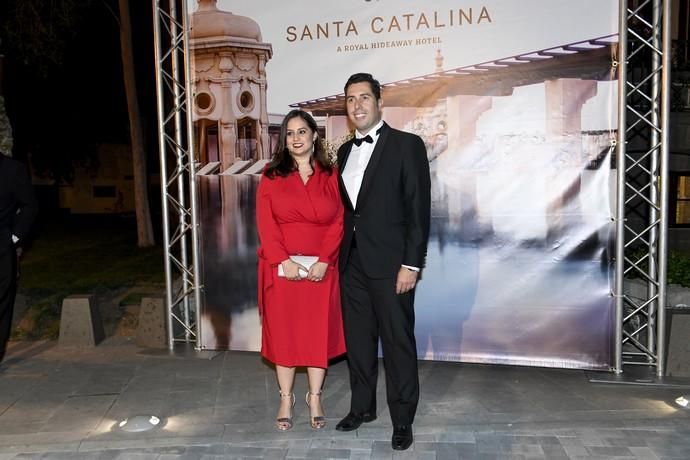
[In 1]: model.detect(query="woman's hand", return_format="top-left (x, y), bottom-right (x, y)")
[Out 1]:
top-left (281, 259), bottom-right (307, 281)
top-left (307, 261), bottom-right (329, 282)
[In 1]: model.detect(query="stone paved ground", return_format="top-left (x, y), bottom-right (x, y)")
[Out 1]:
top-left (1, 339), bottom-right (690, 459)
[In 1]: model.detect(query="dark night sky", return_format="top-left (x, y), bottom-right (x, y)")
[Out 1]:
top-left (1, 0), bottom-right (157, 176)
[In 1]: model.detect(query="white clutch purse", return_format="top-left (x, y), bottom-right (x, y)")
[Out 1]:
top-left (278, 255), bottom-right (319, 277)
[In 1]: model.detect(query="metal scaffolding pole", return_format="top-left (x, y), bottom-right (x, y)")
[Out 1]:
top-left (618, 0), bottom-right (671, 376)
top-left (615, 0), bottom-right (629, 374)
top-left (656, 0), bottom-right (671, 377)
top-left (152, 0), bottom-right (202, 348)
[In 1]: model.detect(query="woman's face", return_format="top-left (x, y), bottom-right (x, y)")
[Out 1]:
top-left (286, 116), bottom-right (317, 159)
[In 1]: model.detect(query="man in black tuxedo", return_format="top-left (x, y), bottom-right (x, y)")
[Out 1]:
top-left (335, 73), bottom-right (431, 451)
top-left (0, 152), bottom-right (37, 362)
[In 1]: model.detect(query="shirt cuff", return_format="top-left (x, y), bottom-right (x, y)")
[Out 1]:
top-left (401, 264), bottom-right (420, 272)
top-left (11, 234), bottom-right (19, 244)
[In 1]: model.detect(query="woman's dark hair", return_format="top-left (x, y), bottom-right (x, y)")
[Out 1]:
top-left (344, 73), bottom-right (382, 100)
top-left (264, 109), bottom-right (332, 178)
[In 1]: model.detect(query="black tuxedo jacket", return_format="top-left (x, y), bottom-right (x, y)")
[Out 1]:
top-left (337, 122), bottom-right (431, 278)
top-left (0, 155), bottom-right (38, 257)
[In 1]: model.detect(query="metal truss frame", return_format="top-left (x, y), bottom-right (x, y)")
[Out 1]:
top-left (615, 0), bottom-right (671, 376)
top-left (153, 0), bottom-right (202, 348)
top-left (153, 0), bottom-right (673, 368)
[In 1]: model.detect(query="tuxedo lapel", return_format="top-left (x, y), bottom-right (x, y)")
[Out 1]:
top-left (339, 138), bottom-right (354, 171)
top-left (355, 123), bottom-right (389, 211)
top-left (338, 139), bottom-right (356, 211)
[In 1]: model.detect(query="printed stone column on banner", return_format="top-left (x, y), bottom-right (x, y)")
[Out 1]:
top-left (219, 54), bottom-right (237, 170)
top-left (326, 116), bottom-right (350, 143)
top-left (545, 79), bottom-right (598, 139)
top-left (444, 94), bottom-right (493, 238)
top-left (544, 79), bottom-right (598, 242)
top-left (383, 108), bottom-right (418, 133)
top-left (220, 121), bottom-right (237, 170)
top-left (446, 94), bottom-right (493, 149)
top-left (258, 55), bottom-right (271, 160)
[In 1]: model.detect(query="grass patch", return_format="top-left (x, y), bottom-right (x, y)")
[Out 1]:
top-left (15, 214), bottom-right (165, 338)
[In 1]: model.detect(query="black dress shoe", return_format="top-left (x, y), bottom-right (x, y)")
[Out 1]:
top-left (361, 411), bottom-right (376, 423)
top-left (335, 411), bottom-right (377, 431)
top-left (392, 425), bottom-right (413, 450)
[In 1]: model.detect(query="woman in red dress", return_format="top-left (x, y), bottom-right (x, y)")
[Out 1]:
top-left (256, 109), bottom-right (346, 431)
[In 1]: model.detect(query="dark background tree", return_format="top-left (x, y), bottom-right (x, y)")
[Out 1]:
top-left (0, 0), bottom-right (158, 244)
top-left (118, 0), bottom-right (155, 246)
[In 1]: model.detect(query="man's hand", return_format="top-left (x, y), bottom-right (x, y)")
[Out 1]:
top-left (396, 266), bottom-right (418, 294)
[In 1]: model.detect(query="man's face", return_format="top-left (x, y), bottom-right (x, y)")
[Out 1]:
top-left (345, 81), bottom-right (382, 134)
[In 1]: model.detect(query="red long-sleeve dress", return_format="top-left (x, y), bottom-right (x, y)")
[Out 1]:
top-left (256, 165), bottom-right (346, 367)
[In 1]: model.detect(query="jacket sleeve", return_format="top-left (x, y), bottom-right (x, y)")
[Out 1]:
top-left (402, 135), bottom-right (431, 268)
top-left (318, 171), bottom-right (344, 265)
top-left (256, 176), bottom-right (290, 265)
top-left (11, 161), bottom-right (38, 242)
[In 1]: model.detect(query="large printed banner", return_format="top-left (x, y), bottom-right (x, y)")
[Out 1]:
top-left (192, 0), bottom-right (619, 370)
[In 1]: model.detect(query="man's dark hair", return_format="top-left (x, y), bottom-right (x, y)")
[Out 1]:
top-left (344, 73), bottom-right (382, 100)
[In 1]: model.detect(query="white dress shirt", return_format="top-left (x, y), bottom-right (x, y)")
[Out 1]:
top-left (341, 120), bottom-right (384, 209)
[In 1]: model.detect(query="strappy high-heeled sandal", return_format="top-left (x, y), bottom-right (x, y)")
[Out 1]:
top-left (305, 390), bottom-right (326, 430)
top-left (276, 391), bottom-right (295, 431)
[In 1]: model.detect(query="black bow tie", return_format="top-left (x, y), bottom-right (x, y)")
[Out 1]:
top-left (353, 135), bottom-right (373, 147)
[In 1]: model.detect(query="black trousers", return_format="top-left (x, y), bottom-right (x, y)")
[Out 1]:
top-left (341, 245), bottom-right (419, 426)
top-left (0, 249), bottom-right (17, 361)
